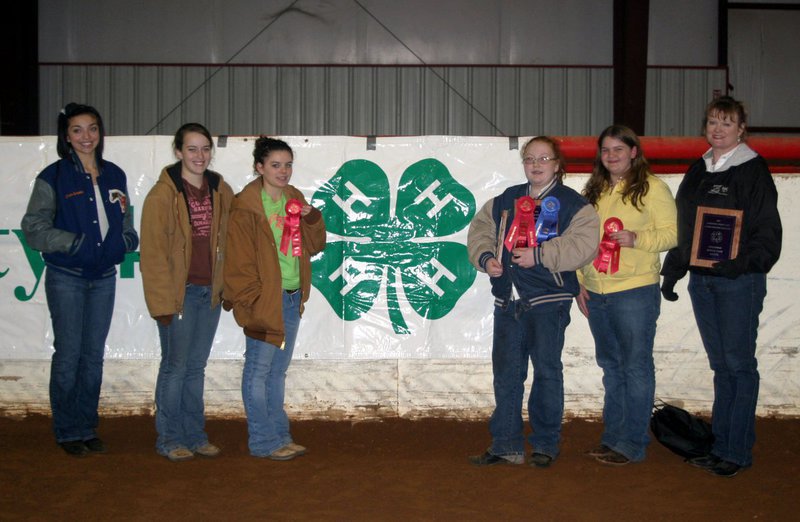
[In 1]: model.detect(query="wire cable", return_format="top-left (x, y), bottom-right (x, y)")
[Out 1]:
top-left (352, 0), bottom-right (506, 136)
top-left (144, 0), bottom-right (506, 136)
top-left (144, 0), bottom-right (302, 134)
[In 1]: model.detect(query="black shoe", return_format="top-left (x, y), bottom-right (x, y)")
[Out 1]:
top-left (687, 454), bottom-right (721, 470)
top-left (59, 440), bottom-right (89, 457)
top-left (708, 460), bottom-right (742, 478)
top-left (83, 437), bottom-right (107, 453)
top-left (596, 449), bottom-right (630, 466)
top-left (529, 452), bottom-right (553, 468)
top-left (584, 444), bottom-right (613, 458)
top-left (468, 451), bottom-right (515, 467)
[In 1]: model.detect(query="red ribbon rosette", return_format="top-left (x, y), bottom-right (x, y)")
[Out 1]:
top-left (593, 217), bottom-right (623, 274)
top-left (504, 196), bottom-right (538, 252)
top-left (280, 198), bottom-right (303, 257)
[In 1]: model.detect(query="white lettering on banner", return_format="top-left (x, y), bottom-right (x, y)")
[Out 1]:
top-left (331, 181), bottom-right (371, 220)
top-left (413, 180), bottom-right (454, 218)
top-left (416, 258), bottom-right (456, 297)
top-left (330, 258), bottom-right (373, 296)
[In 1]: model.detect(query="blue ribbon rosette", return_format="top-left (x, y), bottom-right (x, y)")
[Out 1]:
top-left (534, 196), bottom-right (559, 243)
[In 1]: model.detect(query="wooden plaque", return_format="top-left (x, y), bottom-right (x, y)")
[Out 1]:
top-left (496, 210), bottom-right (508, 259)
top-left (690, 206), bottom-right (743, 267)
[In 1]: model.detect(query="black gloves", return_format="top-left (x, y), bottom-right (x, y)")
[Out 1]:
top-left (660, 276), bottom-right (679, 302)
top-left (660, 257), bottom-right (747, 301)
top-left (713, 257), bottom-right (747, 279)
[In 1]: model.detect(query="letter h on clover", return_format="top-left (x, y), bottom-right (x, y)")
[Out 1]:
top-left (311, 159), bottom-right (477, 334)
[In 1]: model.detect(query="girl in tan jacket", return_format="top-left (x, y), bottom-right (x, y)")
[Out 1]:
top-left (140, 123), bottom-right (234, 462)
top-left (224, 137), bottom-right (326, 460)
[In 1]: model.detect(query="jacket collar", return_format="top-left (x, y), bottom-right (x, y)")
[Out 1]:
top-left (702, 143), bottom-right (758, 173)
top-left (236, 177), bottom-right (301, 214)
top-left (165, 162), bottom-right (222, 193)
top-left (531, 178), bottom-right (559, 199)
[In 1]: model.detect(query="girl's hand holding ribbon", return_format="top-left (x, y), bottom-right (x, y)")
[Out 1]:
top-left (485, 257), bottom-right (503, 277)
top-left (281, 199), bottom-right (304, 256)
top-left (511, 247), bottom-right (535, 268)
top-left (609, 229), bottom-right (636, 248)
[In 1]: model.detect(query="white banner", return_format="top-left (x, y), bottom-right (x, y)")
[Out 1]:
top-left (2, 135), bottom-right (799, 417)
top-left (1, 135), bottom-right (570, 360)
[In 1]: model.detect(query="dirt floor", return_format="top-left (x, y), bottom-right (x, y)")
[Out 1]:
top-left (1, 414), bottom-right (798, 521)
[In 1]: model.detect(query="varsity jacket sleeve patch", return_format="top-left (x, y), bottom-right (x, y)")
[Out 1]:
top-left (122, 188), bottom-right (139, 253)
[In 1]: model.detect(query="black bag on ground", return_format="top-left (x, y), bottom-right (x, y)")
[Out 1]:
top-left (650, 400), bottom-right (714, 460)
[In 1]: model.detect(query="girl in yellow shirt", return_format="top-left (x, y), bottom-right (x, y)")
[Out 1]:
top-left (577, 125), bottom-right (677, 465)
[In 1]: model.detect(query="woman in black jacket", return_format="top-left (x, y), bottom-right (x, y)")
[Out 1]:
top-left (661, 96), bottom-right (782, 477)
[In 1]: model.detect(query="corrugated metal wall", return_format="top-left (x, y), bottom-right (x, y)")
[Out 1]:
top-left (645, 67), bottom-right (728, 136)
top-left (39, 64), bottom-right (725, 136)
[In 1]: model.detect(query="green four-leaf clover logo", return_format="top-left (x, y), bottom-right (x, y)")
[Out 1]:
top-left (311, 158), bottom-right (477, 334)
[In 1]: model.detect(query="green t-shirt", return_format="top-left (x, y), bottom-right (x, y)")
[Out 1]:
top-left (260, 190), bottom-right (300, 290)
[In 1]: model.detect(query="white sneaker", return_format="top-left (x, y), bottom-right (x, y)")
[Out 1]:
top-left (267, 445), bottom-right (299, 461)
top-left (194, 442), bottom-right (221, 458)
top-left (164, 447), bottom-right (194, 462)
top-left (285, 442), bottom-right (307, 456)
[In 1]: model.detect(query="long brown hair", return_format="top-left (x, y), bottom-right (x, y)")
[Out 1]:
top-left (582, 125), bottom-right (651, 210)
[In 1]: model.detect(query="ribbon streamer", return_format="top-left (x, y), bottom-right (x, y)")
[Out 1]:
top-left (534, 196), bottom-right (559, 243)
top-left (280, 198), bottom-right (303, 257)
top-left (504, 196), bottom-right (538, 251)
top-left (593, 217), bottom-right (623, 274)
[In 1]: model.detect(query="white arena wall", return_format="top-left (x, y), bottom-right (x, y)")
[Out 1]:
top-left (1, 136), bottom-right (797, 419)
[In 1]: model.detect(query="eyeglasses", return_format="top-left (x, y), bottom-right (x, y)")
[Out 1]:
top-left (522, 156), bottom-right (556, 165)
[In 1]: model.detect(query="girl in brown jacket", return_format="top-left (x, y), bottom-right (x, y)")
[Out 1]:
top-left (140, 123), bottom-right (234, 462)
top-left (224, 137), bottom-right (326, 460)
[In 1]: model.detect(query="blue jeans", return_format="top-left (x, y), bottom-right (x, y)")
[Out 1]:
top-left (154, 284), bottom-right (221, 454)
top-left (488, 299), bottom-right (571, 459)
top-left (587, 284), bottom-right (660, 462)
top-left (689, 272), bottom-right (766, 467)
top-left (242, 290), bottom-right (301, 457)
top-left (45, 268), bottom-right (116, 443)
